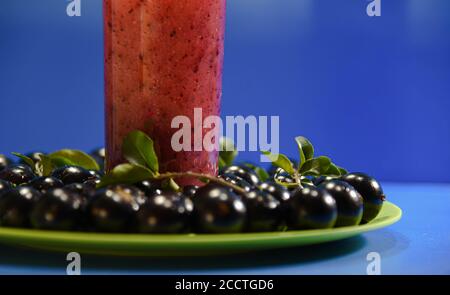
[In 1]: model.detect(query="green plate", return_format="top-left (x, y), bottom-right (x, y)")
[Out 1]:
top-left (0, 201), bottom-right (401, 256)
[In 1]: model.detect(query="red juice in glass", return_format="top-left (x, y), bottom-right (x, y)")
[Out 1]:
top-left (103, 0), bottom-right (226, 183)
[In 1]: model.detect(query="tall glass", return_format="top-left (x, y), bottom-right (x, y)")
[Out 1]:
top-left (104, 0), bottom-right (226, 184)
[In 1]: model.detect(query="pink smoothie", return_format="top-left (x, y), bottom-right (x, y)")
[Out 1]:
top-left (104, 0), bottom-right (226, 183)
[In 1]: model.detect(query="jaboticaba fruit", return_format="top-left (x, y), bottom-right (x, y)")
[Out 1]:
top-left (340, 173), bottom-right (385, 223)
top-left (259, 181), bottom-right (291, 203)
top-left (87, 185), bottom-right (142, 232)
top-left (30, 188), bottom-right (85, 231)
top-left (219, 173), bottom-right (253, 192)
top-left (182, 185), bottom-right (199, 198)
top-left (28, 176), bottom-right (64, 193)
top-left (64, 183), bottom-right (96, 199)
top-left (51, 166), bottom-right (97, 185)
top-left (0, 180), bottom-right (13, 197)
top-left (0, 165), bottom-right (36, 185)
top-left (273, 168), bottom-right (296, 185)
top-left (135, 180), bottom-right (162, 197)
top-left (221, 165), bottom-right (261, 187)
top-left (0, 155), bottom-right (12, 171)
top-left (136, 191), bottom-right (193, 233)
top-left (319, 180), bottom-right (363, 227)
top-left (0, 186), bottom-right (41, 228)
top-left (192, 183), bottom-right (247, 233)
top-left (287, 186), bottom-right (337, 230)
top-left (313, 176), bottom-right (336, 186)
top-left (242, 190), bottom-right (282, 232)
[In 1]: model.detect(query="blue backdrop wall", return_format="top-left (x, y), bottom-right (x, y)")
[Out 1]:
top-left (1, 0), bottom-right (449, 182)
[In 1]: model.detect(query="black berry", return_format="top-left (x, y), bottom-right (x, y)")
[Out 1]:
top-left (319, 180), bottom-right (363, 227)
top-left (340, 173), bottom-right (385, 222)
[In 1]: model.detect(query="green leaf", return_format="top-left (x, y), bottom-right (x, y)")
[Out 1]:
top-left (219, 137), bottom-right (238, 167)
top-left (48, 150), bottom-right (100, 171)
top-left (261, 151), bottom-right (296, 176)
top-left (37, 154), bottom-right (55, 176)
top-left (295, 136), bottom-right (314, 170)
top-left (12, 152), bottom-right (35, 168)
top-left (97, 164), bottom-right (155, 188)
top-left (337, 166), bottom-right (348, 176)
top-left (324, 163), bottom-right (342, 177)
top-left (254, 167), bottom-right (270, 182)
top-left (300, 177), bottom-right (314, 186)
top-left (218, 157), bottom-right (227, 170)
top-left (122, 130), bottom-right (159, 173)
top-left (300, 156), bottom-right (331, 175)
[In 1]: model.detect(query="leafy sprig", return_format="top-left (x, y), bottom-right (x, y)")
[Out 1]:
top-left (97, 131), bottom-right (247, 194)
top-left (12, 150), bottom-right (100, 177)
top-left (262, 136), bottom-right (347, 188)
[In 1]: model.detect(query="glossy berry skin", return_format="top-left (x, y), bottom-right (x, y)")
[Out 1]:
top-left (259, 181), bottom-right (291, 203)
top-left (0, 155), bottom-right (12, 171)
top-left (287, 186), bottom-right (337, 230)
top-left (243, 190), bottom-right (283, 232)
top-left (135, 180), bottom-right (162, 197)
top-left (51, 166), bottom-right (96, 185)
top-left (220, 173), bottom-right (253, 192)
top-left (319, 180), bottom-right (363, 227)
top-left (64, 183), bottom-right (96, 199)
top-left (88, 169), bottom-right (103, 179)
top-left (87, 185), bottom-right (143, 232)
top-left (273, 168), bottom-right (296, 185)
top-left (183, 185), bottom-right (199, 198)
top-left (340, 173), bottom-right (385, 222)
top-left (0, 180), bottom-right (13, 197)
top-left (28, 176), bottom-right (64, 193)
top-left (0, 186), bottom-right (41, 228)
top-left (30, 188), bottom-right (85, 231)
top-left (192, 184), bottom-right (247, 233)
top-left (221, 165), bottom-right (260, 187)
top-left (136, 191), bottom-right (193, 233)
top-left (0, 165), bottom-right (36, 185)
top-left (313, 176), bottom-right (336, 186)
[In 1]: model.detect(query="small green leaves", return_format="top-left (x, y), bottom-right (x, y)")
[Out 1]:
top-left (98, 131), bottom-right (164, 188)
top-left (261, 135), bottom-right (348, 186)
top-left (219, 137), bottom-right (238, 169)
top-left (12, 153), bottom-right (35, 168)
top-left (261, 151), bottom-right (296, 176)
top-left (300, 156), bottom-right (332, 176)
top-left (98, 164), bottom-right (155, 188)
top-left (337, 166), bottom-right (348, 176)
top-left (324, 163), bottom-right (342, 177)
top-left (295, 136), bottom-right (314, 169)
top-left (37, 154), bottom-right (56, 176)
top-left (49, 150), bottom-right (100, 171)
top-left (122, 130), bottom-right (159, 174)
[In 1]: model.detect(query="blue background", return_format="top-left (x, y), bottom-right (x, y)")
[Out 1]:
top-left (1, 0), bottom-right (449, 183)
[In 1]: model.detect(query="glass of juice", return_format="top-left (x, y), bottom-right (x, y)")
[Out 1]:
top-left (103, 0), bottom-right (226, 184)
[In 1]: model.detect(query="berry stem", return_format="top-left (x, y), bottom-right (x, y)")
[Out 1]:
top-left (154, 171), bottom-right (248, 195)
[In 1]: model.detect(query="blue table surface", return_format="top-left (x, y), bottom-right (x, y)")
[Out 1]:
top-left (0, 183), bottom-right (449, 275)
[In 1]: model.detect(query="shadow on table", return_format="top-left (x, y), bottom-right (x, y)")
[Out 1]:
top-left (0, 236), bottom-right (367, 272)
